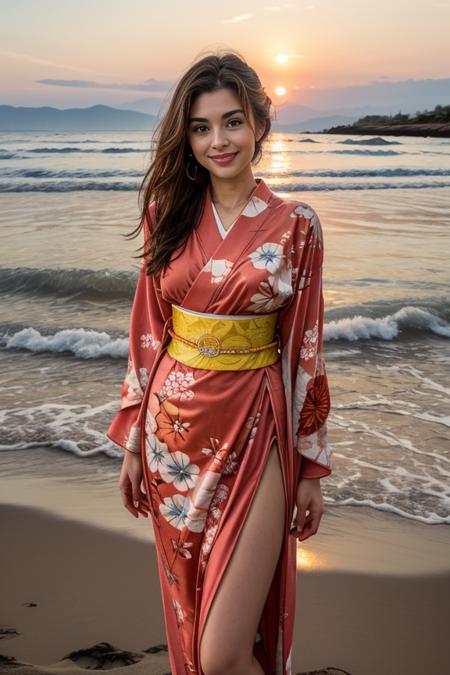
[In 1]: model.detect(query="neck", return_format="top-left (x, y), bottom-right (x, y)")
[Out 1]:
top-left (209, 173), bottom-right (259, 210)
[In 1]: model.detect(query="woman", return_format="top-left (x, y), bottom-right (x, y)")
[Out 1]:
top-left (107, 50), bottom-right (332, 675)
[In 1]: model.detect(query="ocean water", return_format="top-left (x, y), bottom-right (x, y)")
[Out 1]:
top-left (0, 130), bottom-right (449, 525)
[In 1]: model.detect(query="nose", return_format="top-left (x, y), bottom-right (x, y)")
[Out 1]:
top-left (211, 127), bottom-right (230, 149)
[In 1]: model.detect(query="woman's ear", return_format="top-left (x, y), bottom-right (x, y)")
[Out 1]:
top-left (255, 122), bottom-right (266, 144)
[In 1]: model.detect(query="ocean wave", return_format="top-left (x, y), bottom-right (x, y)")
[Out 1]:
top-left (277, 181), bottom-right (450, 192)
top-left (0, 266), bottom-right (138, 300)
top-left (264, 148), bottom-right (403, 156)
top-left (0, 181), bottom-right (139, 192)
top-left (3, 167), bottom-right (450, 181)
top-left (0, 401), bottom-right (124, 460)
top-left (0, 168), bottom-right (143, 179)
top-left (1, 303), bottom-right (448, 361)
top-left (325, 306), bottom-right (450, 341)
top-left (284, 167), bottom-right (450, 178)
top-left (3, 139), bottom-right (143, 144)
top-left (4, 269), bottom-right (450, 322)
top-left (3, 146), bottom-right (433, 159)
top-left (0, 326), bottom-right (128, 359)
top-left (25, 146), bottom-right (147, 154)
top-left (3, 179), bottom-right (450, 193)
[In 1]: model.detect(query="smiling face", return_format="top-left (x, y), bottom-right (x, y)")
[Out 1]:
top-left (187, 87), bottom-right (264, 183)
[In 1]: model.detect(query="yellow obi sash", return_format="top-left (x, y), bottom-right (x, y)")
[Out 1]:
top-left (167, 304), bottom-right (280, 371)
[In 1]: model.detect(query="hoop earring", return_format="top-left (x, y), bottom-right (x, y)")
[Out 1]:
top-left (186, 153), bottom-right (198, 181)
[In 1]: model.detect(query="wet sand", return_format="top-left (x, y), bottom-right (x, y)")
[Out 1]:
top-left (1, 459), bottom-right (449, 675)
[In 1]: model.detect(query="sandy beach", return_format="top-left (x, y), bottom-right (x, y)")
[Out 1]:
top-left (1, 447), bottom-right (449, 675)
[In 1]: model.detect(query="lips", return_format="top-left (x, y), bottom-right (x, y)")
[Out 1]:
top-left (209, 151), bottom-right (239, 165)
top-left (210, 152), bottom-right (237, 159)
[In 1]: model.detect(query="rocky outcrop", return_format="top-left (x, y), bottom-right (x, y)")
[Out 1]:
top-left (321, 122), bottom-right (450, 138)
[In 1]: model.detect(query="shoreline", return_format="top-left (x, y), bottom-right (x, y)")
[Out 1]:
top-left (1, 444), bottom-right (449, 575)
top-left (1, 467), bottom-right (450, 675)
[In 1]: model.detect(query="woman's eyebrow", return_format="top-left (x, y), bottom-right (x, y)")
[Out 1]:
top-left (188, 108), bottom-right (244, 123)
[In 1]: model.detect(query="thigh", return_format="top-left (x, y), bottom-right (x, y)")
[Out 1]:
top-left (199, 440), bottom-right (285, 672)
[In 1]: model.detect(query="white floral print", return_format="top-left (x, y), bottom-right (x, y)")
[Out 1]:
top-left (248, 242), bottom-right (284, 274)
top-left (291, 203), bottom-right (315, 220)
top-left (159, 493), bottom-right (208, 533)
top-left (145, 432), bottom-right (170, 473)
top-left (300, 319), bottom-right (319, 360)
top-left (190, 469), bottom-right (222, 510)
top-left (159, 493), bottom-right (187, 530)
top-left (172, 598), bottom-right (185, 627)
top-left (291, 203), bottom-right (323, 245)
top-left (139, 367), bottom-right (148, 389)
top-left (203, 258), bottom-right (234, 284)
top-left (159, 451), bottom-right (200, 491)
top-left (246, 262), bottom-right (293, 312)
top-left (160, 369), bottom-right (195, 401)
top-left (297, 425), bottom-right (332, 467)
top-left (223, 451), bottom-right (240, 476)
top-left (171, 537), bottom-right (194, 560)
top-left (162, 558), bottom-right (180, 587)
top-left (140, 333), bottom-right (160, 350)
top-left (247, 411), bottom-right (261, 441)
top-left (200, 483), bottom-right (230, 571)
top-left (182, 495), bottom-right (209, 532)
top-left (123, 359), bottom-right (148, 404)
top-left (145, 408), bottom-right (158, 436)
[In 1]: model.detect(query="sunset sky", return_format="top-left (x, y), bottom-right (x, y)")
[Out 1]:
top-left (1, 0), bottom-right (449, 110)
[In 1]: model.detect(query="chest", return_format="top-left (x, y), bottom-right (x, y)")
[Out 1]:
top-left (211, 201), bottom-right (241, 236)
top-left (159, 214), bottom-right (296, 315)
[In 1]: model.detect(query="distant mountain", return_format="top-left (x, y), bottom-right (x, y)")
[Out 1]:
top-left (0, 101), bottom-right (352, 134)
top-left (113, 97), bottom-right (166, 116)
top-left (0, 104), bottom-right (157, 131)
top-left (2, 99), bottom-right (448, 135)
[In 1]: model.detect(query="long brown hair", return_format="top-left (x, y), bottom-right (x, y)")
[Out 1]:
top-left (126, 48), bottom-right (273, 278)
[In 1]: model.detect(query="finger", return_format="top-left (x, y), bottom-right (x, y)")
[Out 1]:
top-left (296, 505), bottom-right (308, 532)
top-left (137, 487), bottom-right (151, 506)
top-left (132, 488), bottom-right (151, 514)
top-left (120, 471), bottom-right (152, 518)
top-left (120, 485), bottom-right (141, 518)
top-left (134, 503), bottom-right (149, 518)
top-left (125, 504), bottom-right (140, 518)
top-left (297, 513), bottom-right (322, 540)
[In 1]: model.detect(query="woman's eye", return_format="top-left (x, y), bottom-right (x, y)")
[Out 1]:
top-left (192, 119), bottom-right (243, 133)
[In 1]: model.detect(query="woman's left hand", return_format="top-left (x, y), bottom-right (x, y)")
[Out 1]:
top-left (294, 478), bottom-right (324, 541)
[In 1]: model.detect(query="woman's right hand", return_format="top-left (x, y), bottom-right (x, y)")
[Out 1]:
top-left (119, 451), bottom-right (151, 519)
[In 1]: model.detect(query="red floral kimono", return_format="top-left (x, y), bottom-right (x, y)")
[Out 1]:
top-left (106, 177), bottom-right (333, 675)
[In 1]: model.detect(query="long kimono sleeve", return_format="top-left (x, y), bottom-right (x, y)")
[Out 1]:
top-left (106, 202), bottom-right (171, 454)
top-left (278, 203), bottom-right (332, 480)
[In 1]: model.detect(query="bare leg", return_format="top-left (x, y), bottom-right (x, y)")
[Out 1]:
top-left (199, 439), bottom-right (286, 675)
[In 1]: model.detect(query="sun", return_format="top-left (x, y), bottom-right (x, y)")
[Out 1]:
top-left (275, 54), bottom-right (288, 64)
top-left (274, 86), bottom-right (287, 97)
